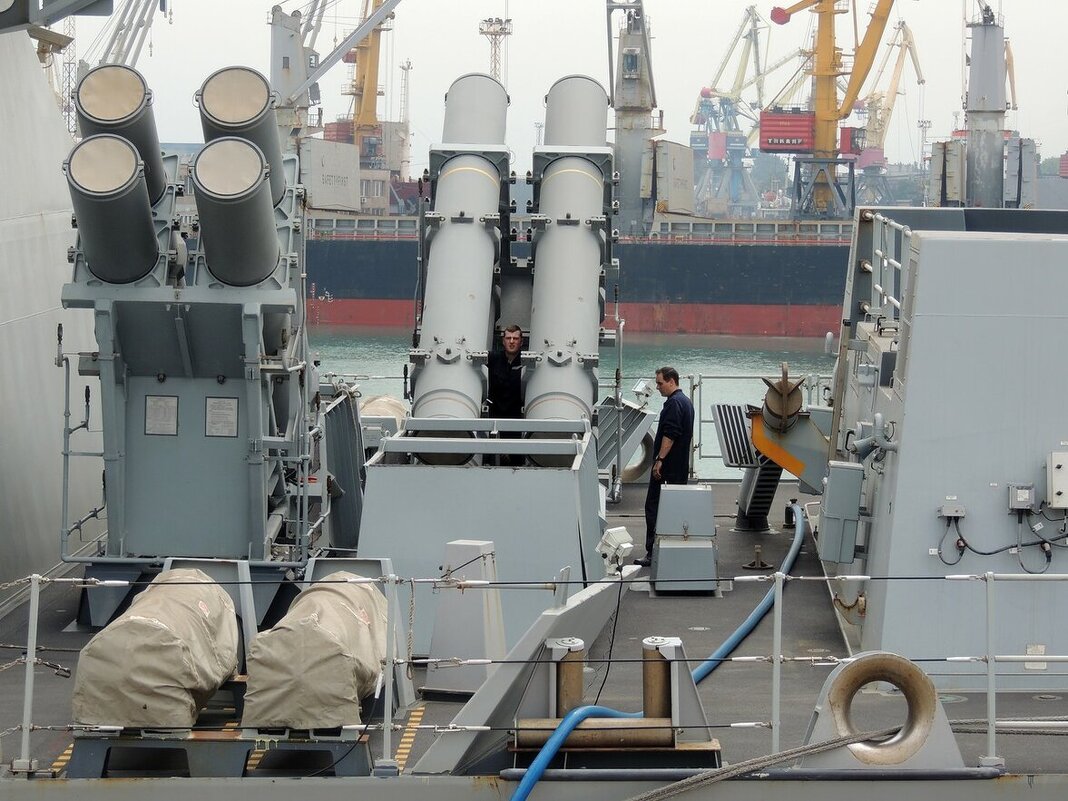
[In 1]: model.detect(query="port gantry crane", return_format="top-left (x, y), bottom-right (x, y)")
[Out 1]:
top-left (770, 0), bottom-right (895, 217)
top-left (690, 5), bottom-right (807, 216)
top-left (854, 19), bottom-right (924, 203)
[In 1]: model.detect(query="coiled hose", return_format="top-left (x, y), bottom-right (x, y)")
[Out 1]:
top-left (509, 503), bottom-right (806, 801)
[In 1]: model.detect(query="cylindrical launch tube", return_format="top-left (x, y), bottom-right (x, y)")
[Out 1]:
top-left (442, 72), bottom-right (509, 144)
top-left (524, 77), bottom-right (609, 445)
top-left (197, 66), bottom-right (287, 207)
top-left (65, 134), bottom-right (159, 284)
top-left (191, 137), bottom-right (281, 286)
top-left (642, 637), bottom-right (672, 719)
top-left (74, 64), bottom-right (167, 203)
top-left (410, 74), bottom-right (508, 436)
top-left (543, 74), bottom-right (609, 147)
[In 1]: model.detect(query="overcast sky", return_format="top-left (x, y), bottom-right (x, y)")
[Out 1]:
top-left (76, 0), bottom-right (1064, 172)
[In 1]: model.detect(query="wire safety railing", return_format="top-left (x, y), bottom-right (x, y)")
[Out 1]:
top-left (11, 567), bottom-right (1068, 774)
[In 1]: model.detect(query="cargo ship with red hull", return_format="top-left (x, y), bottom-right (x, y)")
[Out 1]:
top-left (305, 216), bottom-right (852, 337)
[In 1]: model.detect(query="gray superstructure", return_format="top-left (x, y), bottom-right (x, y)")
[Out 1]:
top-left (928, 8), bottom-right (1036, 209)
top-left (0, 32), bottom-right (102, 606)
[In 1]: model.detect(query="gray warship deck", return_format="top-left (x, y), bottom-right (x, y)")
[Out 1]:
top-left (2, 479), bottom-right (1067, 788)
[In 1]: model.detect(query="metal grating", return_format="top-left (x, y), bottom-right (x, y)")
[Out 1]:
top-left (713, 404), bottom-right (759, 468)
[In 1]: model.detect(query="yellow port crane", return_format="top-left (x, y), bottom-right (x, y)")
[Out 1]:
top-left (854, 19), bottom-right (924, 204)
top-left (861, 19), bottom-right (923, 159)
top-left (770, 0), bottom-right (896, 215)
top-left (344, 0), bottom-right (390, 168)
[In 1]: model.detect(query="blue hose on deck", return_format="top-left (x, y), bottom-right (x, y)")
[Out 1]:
top-left (510, 706), bottom-right (642, 801)
top-left (510, 504), bottom-right (807, 801)
top-left (691, 503), bottom-right (806, 682)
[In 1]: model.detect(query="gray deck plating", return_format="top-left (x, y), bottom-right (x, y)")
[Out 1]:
top-left (2, 481), bottom-right (1067, 796)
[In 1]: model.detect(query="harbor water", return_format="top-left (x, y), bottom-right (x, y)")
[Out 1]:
top-left (310, 327), bottom-right (835, 479)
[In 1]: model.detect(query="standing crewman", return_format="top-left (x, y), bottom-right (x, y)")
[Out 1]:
top-left (636, 366), bottom-right (695, 567)
top-left (486, 324), bottom-right (524, 418)
top-left (486, 324), bottom-right (524, 465)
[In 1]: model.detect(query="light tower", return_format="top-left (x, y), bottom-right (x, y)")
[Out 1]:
top-left (479, 17), bottom-right (512, 83)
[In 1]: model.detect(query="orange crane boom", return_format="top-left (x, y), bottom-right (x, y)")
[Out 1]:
top-left (771, 0), bottom-right (895, 158)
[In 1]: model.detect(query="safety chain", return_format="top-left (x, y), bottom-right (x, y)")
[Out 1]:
top-left (0, 656), bottom-right (71, 677)
top-left (0, 577), bottom-right (32, 593)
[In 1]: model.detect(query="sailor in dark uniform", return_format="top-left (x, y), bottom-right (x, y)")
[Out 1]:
top-left (637, 366), bottom-right (695, 567)
top-left (486, 325), bottom-right (524, 464)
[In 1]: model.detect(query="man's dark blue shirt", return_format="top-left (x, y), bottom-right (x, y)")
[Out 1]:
top-left (655, 388), bottom-right (694, 480)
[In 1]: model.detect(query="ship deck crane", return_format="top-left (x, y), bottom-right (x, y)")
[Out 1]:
top-left (770, 0), bottom-right (896, 217)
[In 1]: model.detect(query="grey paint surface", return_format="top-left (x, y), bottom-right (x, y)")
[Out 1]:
top-left (835, 212), bottom-right (1068, 689)
top-left (358, 440), bottom-right (604, 652)
top-left (0, 35), bottom-right (102, 598)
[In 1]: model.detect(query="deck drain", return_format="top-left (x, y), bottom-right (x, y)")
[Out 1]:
top-left (688, 626), bottom-right (711, 631)
top-left (1033, 694), bottom-right (1062, 702)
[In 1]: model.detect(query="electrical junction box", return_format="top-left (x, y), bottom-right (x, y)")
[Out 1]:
top-left (1047, 452), bottom-right (1068, 510)
top-left (1008, 483), bottom-right (1036, 512)
top-left (939, 502), bottom-right (966, 519)
top-left (818, 461), bottom-right (864, 565)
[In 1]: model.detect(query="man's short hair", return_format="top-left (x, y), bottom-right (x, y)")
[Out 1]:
top-left (503, 324), bottom-right (522, 335)
top-left (656, 366), bottom-right (680, 384)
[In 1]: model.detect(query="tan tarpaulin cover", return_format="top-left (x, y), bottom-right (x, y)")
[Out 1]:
top-left (72, 569), bottom-right (238, 727)
top-left (241, 572), bottom-right (387, 728)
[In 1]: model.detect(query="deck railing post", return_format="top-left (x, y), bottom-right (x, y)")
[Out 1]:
top-left (374, 575), bottom-right (400, 776)
top-left (771, 571), bottom-right (784, 754)
top-left (11, 574), bottom-right (41, 775)
top-left (979, 571), bottom-right (1005, 768)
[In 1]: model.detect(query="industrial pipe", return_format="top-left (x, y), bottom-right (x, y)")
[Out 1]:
top-left (514, 717), bottom-right (672, 749)
top-left (197, 66), bottom-right (287, 206)
top-left (410, 74), bottom-right (508, 431)
top-left (642, 637), bottom-right (672, 718)
top-left (74, 64), bottom-right (168, 203)
top-left (65, 134), bottom-right (159, 284)
top-left (557, 642), bottom-right (586, 716)
top-left (524, 76), bottom-right (609, 439)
